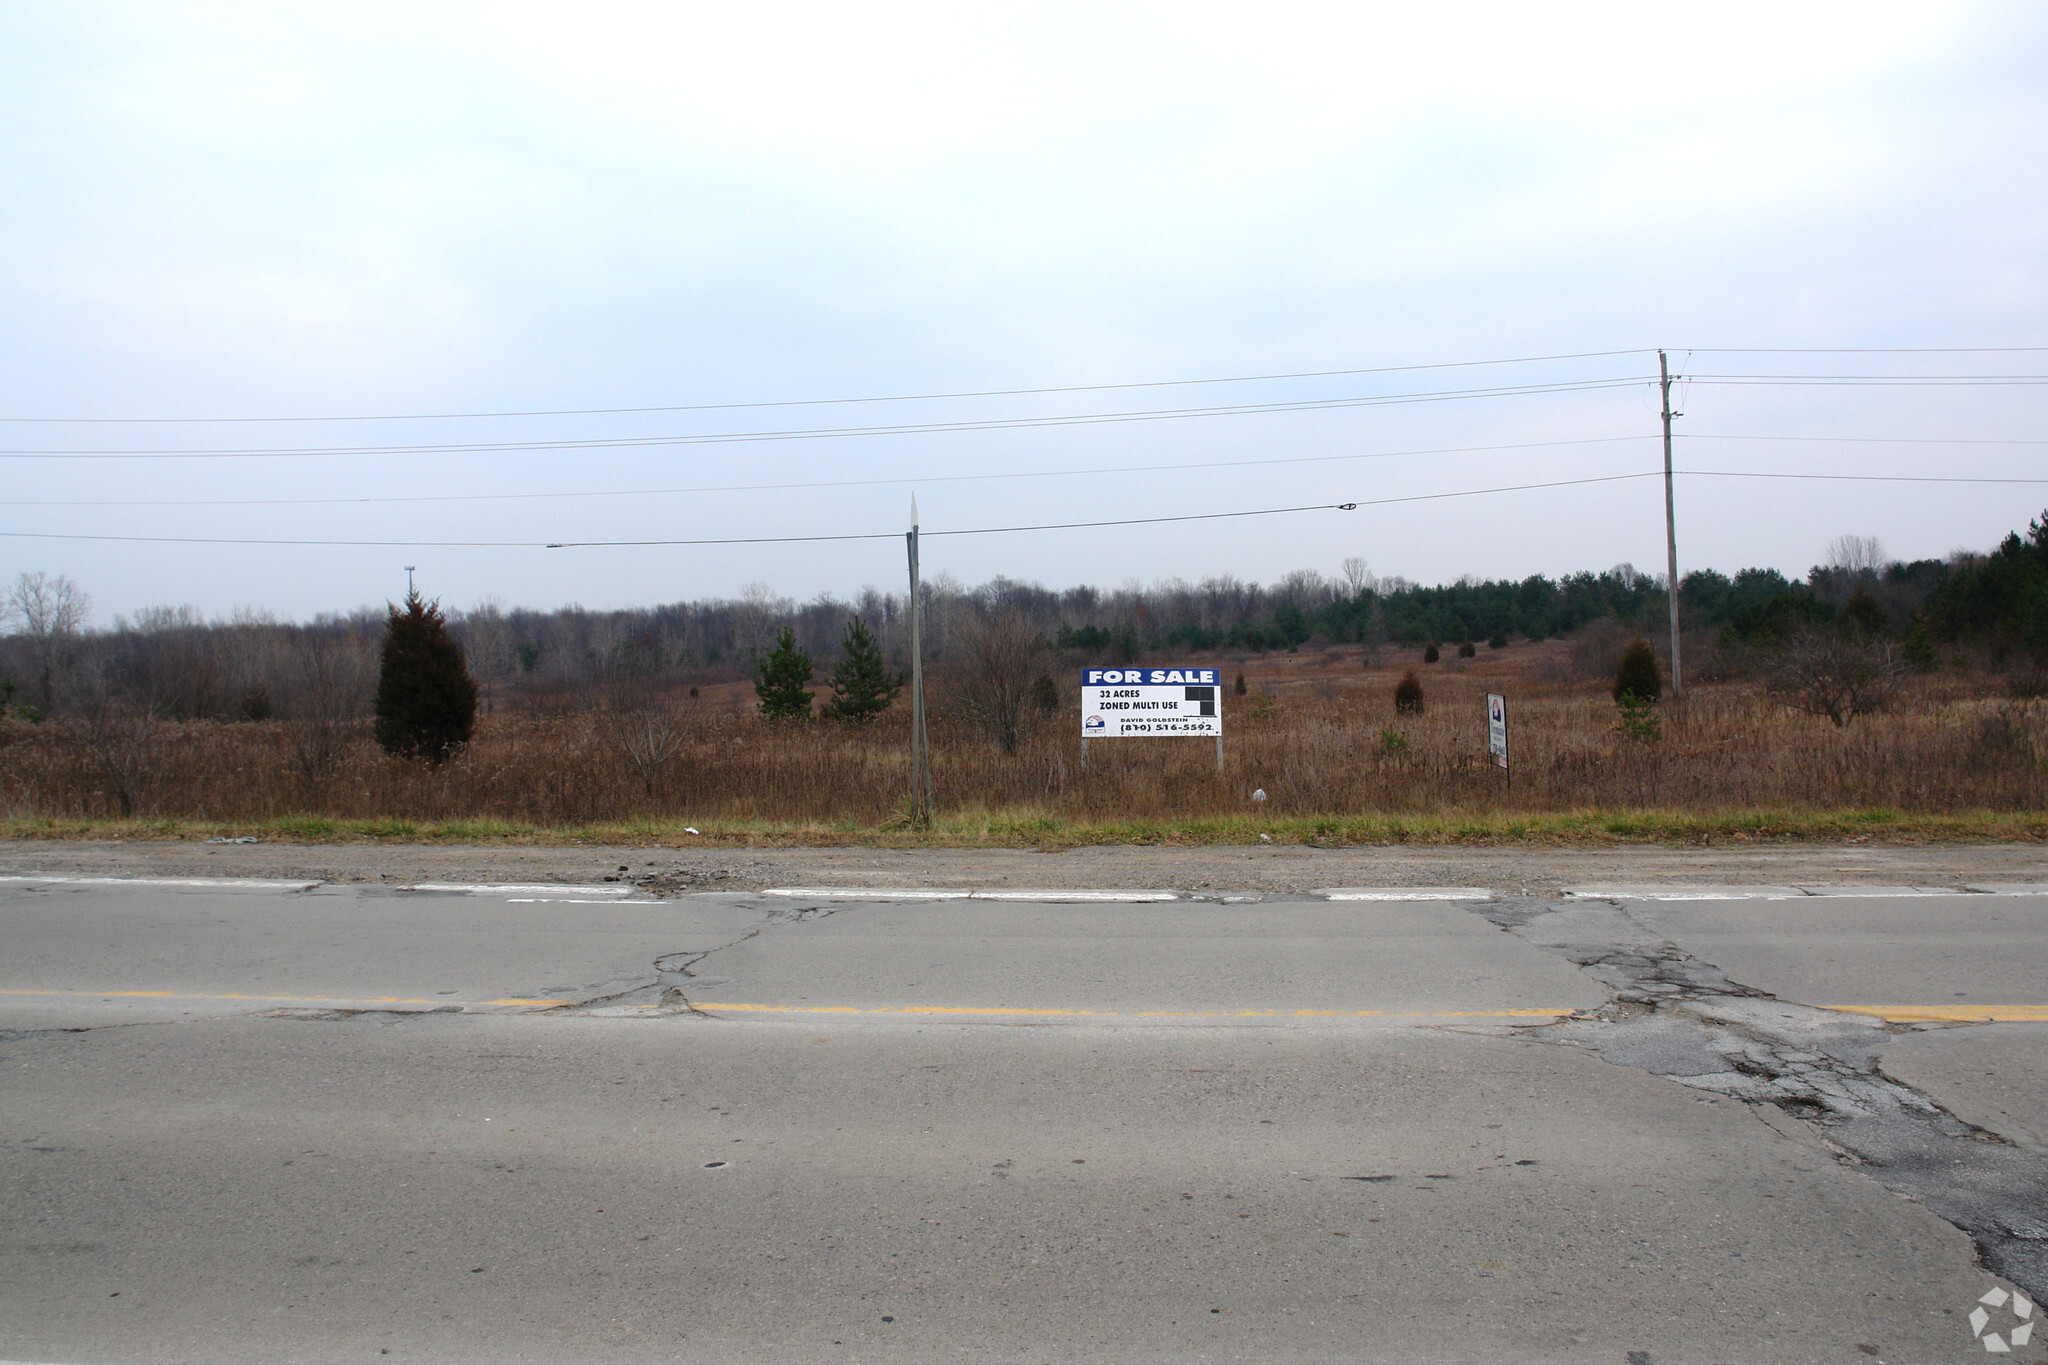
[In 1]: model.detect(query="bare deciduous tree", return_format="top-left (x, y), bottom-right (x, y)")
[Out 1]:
top-left (1340, 557), bottom-right (1375, 598)
top-left (278, 629), bottom-right (375, 782)
top-left (601, 695), bottom-right (693, 798)
top-left (949, 612), bottom-right (1049, 755)
top-left (6, 571), bottom-right (91, 712)
top-left (1763, 625), bottom-right (1903, 727)
top-left (1826, 534), bottom-right (1887, 577)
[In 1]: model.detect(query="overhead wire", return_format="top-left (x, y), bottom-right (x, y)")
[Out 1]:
top-left (0, 376), bottom-right (1652, 458)
top-left (0, 475), bottom-right (1675, 548)
top-left (11, 466), bottom-right (2041, 552)
top-left (0, 348), bottom-right (1658, 424)
top-left (3, 434), bottom-right (1657, 508)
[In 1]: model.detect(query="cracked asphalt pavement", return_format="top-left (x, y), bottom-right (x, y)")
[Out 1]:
top-left (3, 872), bottom-right (2046, 1364)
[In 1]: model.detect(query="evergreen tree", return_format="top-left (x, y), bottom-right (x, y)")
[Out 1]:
top-left (754, 627), bottom-right (815, 721)
top-left (820, 616), bottom-right (901, 723)
top-left (1031, 672), bottom-right (1060, 717)
top-left (1613, 638), bottom-right (1662, 703)
top-left (373, 591), bottom-right (478, 762)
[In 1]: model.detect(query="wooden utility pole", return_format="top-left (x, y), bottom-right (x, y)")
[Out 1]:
top-left (1659, 350), bottom-right (1682, 695)
top-left (905, 497), bottom-right (932, 822)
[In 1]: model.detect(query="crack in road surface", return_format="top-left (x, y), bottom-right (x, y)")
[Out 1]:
top-left (571, 899), bottom-right (854, 1017)
top-left (1469, 895), bottom-right (2048, 1302)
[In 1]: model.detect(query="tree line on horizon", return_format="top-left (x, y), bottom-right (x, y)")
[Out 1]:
top-left (4, 511), bottom-right (2044, 726)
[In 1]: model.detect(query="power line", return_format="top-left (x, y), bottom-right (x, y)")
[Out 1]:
top-left (0, 473), bottom-right (1669, 549)
top-left (2, 465), bottom-right (2035, 551)
top-left (1687, 375), bottom-right (2048, 385)
top-left (0, 348), bottom-right (1656, 425)
top-left (0, 377), bottom-right (1651, 459)
top-left (1682, 346), bottom-right (2048, 354)
top-left (4, 435), bottom-right (1655, 509)
top-left (15, 429), bottom-right (2043, 510)
top-left (1687, 434), bottom-right (2048, 445)
top-left (1683, 469), bottom-right (2048, 485)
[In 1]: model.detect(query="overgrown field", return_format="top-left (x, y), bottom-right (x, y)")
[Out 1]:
top-left (2, 642), bottom-right (2041, 842)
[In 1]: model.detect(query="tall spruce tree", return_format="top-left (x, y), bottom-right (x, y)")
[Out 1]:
top-left (373, 591), bottom-right (479, 762)
top-left (754, 627), bottom-right (815, 721)
top-left (821, 616), bottom-right (902, 723)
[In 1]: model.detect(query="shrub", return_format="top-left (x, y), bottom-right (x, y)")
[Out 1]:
top-left (1841, 590), bottom-right (1889, 638)
top-left (1233, 671), bottom-right (1247, 696)
top-left (1032, 672), bottom-right (1060, 716)
top-left (1458, 640), bottom-right (1477, 658)
top-left (1423, 643), bottom-right (1441, 663)
top-left (1487, 631), bottom-right (1508, 650)
top-left (1613, 638), bottom-right (1662, 704)
top-left (1377, 726), bottom-right (1409, 754)
top-left (238, 685), bottom-right (273, 721)
top-left (1393, 670), bottom-right (1424, 713)
top-left (1762, 625), bottom-right (1902, 727)
top-left (754, 628), bottom-right (815, 722)
top-left (372, 591), bottom-right (478, 763)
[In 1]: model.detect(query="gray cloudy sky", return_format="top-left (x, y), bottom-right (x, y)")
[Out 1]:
top-left (3, 3), bottom-right (2045, 624)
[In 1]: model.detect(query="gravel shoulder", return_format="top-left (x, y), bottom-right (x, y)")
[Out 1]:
top-left (3, 838), bottom-right (2045, 896)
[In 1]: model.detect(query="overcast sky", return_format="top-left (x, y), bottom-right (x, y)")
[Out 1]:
top-left (3, 3), bottom-right (2045, 624)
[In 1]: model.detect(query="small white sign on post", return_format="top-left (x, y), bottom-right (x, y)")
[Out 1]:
top-left (1486, 693), bottom-right (1509, 772)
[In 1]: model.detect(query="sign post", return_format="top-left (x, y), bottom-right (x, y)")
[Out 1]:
top-left (1081, 667), bottom-right (1224, 771)
top-left (1486, 692), bottom-right (1509, 791)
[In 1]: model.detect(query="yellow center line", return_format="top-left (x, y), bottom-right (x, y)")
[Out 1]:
top-left (689, 1000), bottom-right (1578, 1019)
top-left (0, 988), bottom-right (572, 1008)
top-left (1822, 1004), bottom-right (2048, 1023)
top-left (6, 987), bottom-right (2041, 1024)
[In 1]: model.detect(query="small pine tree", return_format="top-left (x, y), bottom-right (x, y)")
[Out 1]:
top-left (1613, 638), bottom-right (1663, 704)
top-left (820, 616), bottom-right (900, 723)
top-left (373, 591), bottom-right (478, 763)
top-left (754, 628), bottom-right (816, 721)
top-left (1458, 639), bottom-right (1477, 658)
top-left (1487, 630), bottom-right (1508, 650)
top-left (1394, 669), bottom-right (1425, 714)
top-left (1031, 672), bottom-right (1060, 717)
top-left (1423, 643), bottom-right (1441, 663)
top-left (1233, 671), bottom-right (1247, 695)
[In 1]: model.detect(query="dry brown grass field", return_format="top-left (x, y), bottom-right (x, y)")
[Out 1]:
top-left (3, 639), bottom-right (2042, 844)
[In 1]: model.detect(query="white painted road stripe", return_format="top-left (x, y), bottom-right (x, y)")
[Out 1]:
top-left (965, 889), bottom-right (1179, 903)
top-left (0, 874), bottom-right (319, 891)
top-left (763, 887), bottom-right (1179, 903)
top-left (1317, 887), bottom-right (1493, 901)
top-left (1566, 885), bottom-right (1807, 901)
top-left (765, 887), bottom-right (969, 900)
top-left (406, 882), bottom-right (632, 896)
top-left (505, 897), bottom-right (665, 905)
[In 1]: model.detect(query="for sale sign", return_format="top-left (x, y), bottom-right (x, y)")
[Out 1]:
top-left (1486, 693), bottom-right (1509, 770)
top-left (1081, 668), bottom-right (1222, 737)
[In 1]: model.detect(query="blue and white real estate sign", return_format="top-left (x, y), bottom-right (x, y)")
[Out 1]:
top-left (1081, 668), bottom-right (1222, 737)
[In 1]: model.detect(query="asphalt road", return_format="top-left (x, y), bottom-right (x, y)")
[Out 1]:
top-left (4, 876), bottom-right (2047, 1364)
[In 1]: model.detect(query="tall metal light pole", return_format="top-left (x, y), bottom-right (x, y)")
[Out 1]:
top-left (1659, 351), bottom-right (1682, 696)
top-left (905, 497), bottom-right (932, 823)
